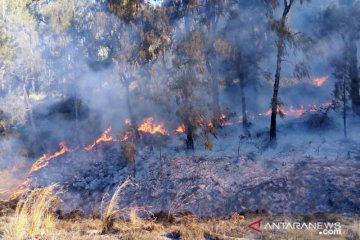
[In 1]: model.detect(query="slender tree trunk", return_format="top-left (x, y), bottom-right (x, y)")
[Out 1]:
top-left (269, 0), bottom-right (293, 142)
top-left (252, 67), bottom-right (260, 114)
top-left (206, 58), bottom-right (221, 121)
top-left (348, 39), bottom-right (360, 114)
top-left (239, 77), bottom-right (248, 133)
top-left (133, 157), bottom-right (136, 178)
top-left (343, 76), bottom-right (348, 138)
top-left (269, 40), bottom-right (283, 141)
top-left (186, 125), bottom-right (194, 150)
top-left (125, 82), bottom-right (140, 139)
top-left (184, 96), bottom-right (194, 150)
top-left (235, 53), bottom-right (249, 133)
top-left (23, 84), bottom-right (36, 132)
top-left (74, 91), bottom-right (81, 145)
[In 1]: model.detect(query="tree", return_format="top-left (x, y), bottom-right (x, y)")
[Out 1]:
top-left (109, 0), bottom-right (172, 140)
top-left (172, 30), bottom-right (206, 150)
top-left (0, 0), bottom-right (44, 131)
top-left (218, 0), bottom-right (273, 133)
top-left (268, 0), bottom-right (311, 143)
top-left (318, 0), bottom-right (360, 114)
top-left (332, 47), bottom-right (351, 138)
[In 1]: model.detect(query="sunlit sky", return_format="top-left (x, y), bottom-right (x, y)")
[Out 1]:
top-left (146, 0), bottom-right (163, 7)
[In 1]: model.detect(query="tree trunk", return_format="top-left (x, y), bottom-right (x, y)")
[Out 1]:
top-left (269, 0), bottom-right (293, 142)
top-left (23, 84), bottom-right (36, 132)
top-left (125, 82), bottom-right (140, 139)
top-left (133, 157), bottom-right (136, 178)
top-left (343, 76), bottom-right (348, 138)
top-left (206, 58), bottom-right (221, 121)
top-left (239, 77), bottom-right (249, 133)
top-left (186, 126), bottom-right (194, 150)
top-left (348, 39), bottom-right (360, 114)
top-left (269, 38), bottom-right (284, 141)
top-left (74, 92), bottom-right (81, 145)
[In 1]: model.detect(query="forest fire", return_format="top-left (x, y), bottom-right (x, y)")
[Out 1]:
top-left (138, 117), bottom-right (169, 135)
top-left (31, 142), bottom-right (69, 173)
top-left (9, 177), bottom-right (31, 200)
top-left (258, 105), bottom-right (306, 117)
top-left (10, 101), bottom-right (335, 200)
top-left (174, 124), bottom-right (186, 133)
top-left (312, 75), bottom-right (329, 87)
top-left (282, 105), bottom-right (306, 117)
top-left (258, 101), bottom-right (333, 117)
top-left (84, 127), bottom-right (113, 151)
top-left (220, 116), bottom-right (244, 126)
top-left (120, 130), bottom-right (133, 141)
top-left (10, 143), bottom-right (70, 199)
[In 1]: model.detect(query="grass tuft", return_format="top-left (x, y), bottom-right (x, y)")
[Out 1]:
top-left (101, 176), bottom-right (131, 234)
top-left (3, 184), bottom-right (60, 240)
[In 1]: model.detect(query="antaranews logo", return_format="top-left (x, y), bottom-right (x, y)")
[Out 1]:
top-left (247, 219), bottom-right (342, 236)
top-left (247, 219), bottom-right (262, 233)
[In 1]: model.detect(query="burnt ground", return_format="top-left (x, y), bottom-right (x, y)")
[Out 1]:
top-left (28, 143), bottom-right (360, 217)
top-left (8, 100), bottom-right (360, 218)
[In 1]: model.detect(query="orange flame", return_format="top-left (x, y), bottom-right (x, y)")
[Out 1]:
top-left (84, 127), bottom-right (113, 151)
top-left (220, 116), bottom-right (244, 126)
top-left (9, 177), bottom-right (32, 200)
top-left (219, 114), bottom-right (227, 122)
top-left (174, 124), bottom-right (186, 133)
top-left (258, 106), bottom-right (305, 117)
top-left (258, 101), bottom-right (333, 117)
top-left (120, 130), bottom-right (133, 141)
top-left (138, 117), bottom-right (169, 135)
top-left (312, 75), bottom-right (329, 87)
top-left (258, 109), bottom-right (272, 116)
top-left (283, 105), bottom-right (305, 117)
top-left (31, 142), bottom-right (69, 173)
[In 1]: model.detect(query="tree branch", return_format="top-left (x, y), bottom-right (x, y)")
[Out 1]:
top-left (283, 0), bottom-right (294, 18)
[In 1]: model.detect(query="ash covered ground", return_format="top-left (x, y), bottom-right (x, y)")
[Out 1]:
top-left (19, 104), bottom-right (360, 217)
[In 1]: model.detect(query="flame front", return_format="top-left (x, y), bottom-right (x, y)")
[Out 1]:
top-left (174, 124), bottom-right (186, 133)
top-left (9, 177), bottom-right (31, 200)
top-left (84, 127), bottom-right (113, 151)
top-left (312, 76), bottom-right (329, 87)
top-left (138, 117), bottom-right (169, 135)
top-left (31, 142), bottom-right (69, 173)
top-left (258, 105), bottom-right (305, 117)
top-left (120, 130), bottom-right (133, 141)
top-left (258, 101), bottom-right (333, 117)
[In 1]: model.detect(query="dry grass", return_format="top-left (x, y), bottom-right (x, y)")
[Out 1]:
top-left (0, 186), bottom-right (358, 240)
top-left (349, 219), bottom-right (360, 239)
top-left (2, 184), bottom-right (60, 240)
top-left (101, 176), bottom-right (131, 234)
top-left (1, 207), bottom-right (359, 240)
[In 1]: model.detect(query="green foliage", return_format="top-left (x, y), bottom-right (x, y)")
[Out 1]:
top-left (109, 0), bottom-right (140, 22)
top-left (0, 24), bottom-right (13, 62)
